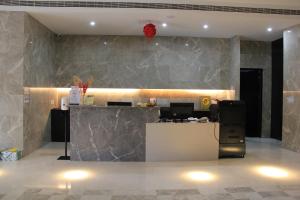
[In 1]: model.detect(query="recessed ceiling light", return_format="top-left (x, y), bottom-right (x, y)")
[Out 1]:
top-left (90, 21), bottom-right (96, 26)
top-left (203, 24), bottom-right (209, 29)
top-left (162, 23), bottom-right (167, 27)
top-left (267, 27), bottom-right (273, 32)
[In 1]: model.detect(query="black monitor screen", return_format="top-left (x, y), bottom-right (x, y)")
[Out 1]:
top-left (107, 102), bottom-right (132, 106)
top-left (170, 103), bottom-right (194, 119)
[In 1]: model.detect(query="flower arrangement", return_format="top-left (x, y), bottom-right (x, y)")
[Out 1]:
top-left (72, 76), bottom-right (94, 97)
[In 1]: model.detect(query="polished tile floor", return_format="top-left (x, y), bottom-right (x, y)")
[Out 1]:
top-left (0, 138), bottom-right (300, 200)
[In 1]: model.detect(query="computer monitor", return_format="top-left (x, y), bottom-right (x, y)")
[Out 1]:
top-left (107, 102), bottom-right (132, 107)
top-left (170, 103), bottom-right (194, 120)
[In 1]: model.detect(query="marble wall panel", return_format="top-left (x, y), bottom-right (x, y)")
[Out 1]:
top-left (0, 11), bottom-right (24, 151)
top-left (0, 12), bottom-right (24, 96)
top-left (282, 26), bottom-right (300, 152)
top-left (55, 36), bottom-right (231, 89)
top-left (230, 36), bottom-right (240, 100)
top-left (240, 40), bottom-right (272, 138)
top-left (23, 88), bottom-right (57, 156)
top-left (0, 115), bottom-right (23, 150)
top-left (23, 14), bottom-right (56, 87)
top-left (22, 14), bottom-right (57, 156)
top-left (282, 92), bottom-right (300, 152)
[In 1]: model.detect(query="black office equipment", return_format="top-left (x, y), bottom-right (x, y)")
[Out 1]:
top-left (159, 107), bottom-right (172, 119)
top-left (218, 100), bottom-right (246, 158)
top-left (53, 109), bottom-right (70, 160)
top-left (107, 102), bottom-right (132, 106)
top-left (160, 107), bottom-right (209, 122)
top-left (209, 104), bottom-right (219, 122)
top-left (192, 110), bottom-right (210, 119)
top-left (170, 103), bottom-right (194, 120)
top-left (51, 109), bottom-right (70, 142)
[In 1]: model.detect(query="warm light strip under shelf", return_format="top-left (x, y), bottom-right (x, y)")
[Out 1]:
top-left (28, 87), bottom-right (235, 100)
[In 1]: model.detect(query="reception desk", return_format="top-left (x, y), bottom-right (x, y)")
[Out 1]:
top-left (70, 106), bottom-right (160, 161)
top-left (146, 123), bottom-right (219, 161)
top-left (69, 105), bottom-right (219, 162)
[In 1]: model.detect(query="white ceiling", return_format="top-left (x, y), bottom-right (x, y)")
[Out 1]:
top-left (1, 0), bottom-right (300, 41)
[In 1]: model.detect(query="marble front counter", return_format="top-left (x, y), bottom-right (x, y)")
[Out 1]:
top-left (70, 106), bottom-right (160, 161)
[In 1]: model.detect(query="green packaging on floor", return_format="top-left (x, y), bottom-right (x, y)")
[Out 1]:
top-left (0, 148), bottom-right (22, 161)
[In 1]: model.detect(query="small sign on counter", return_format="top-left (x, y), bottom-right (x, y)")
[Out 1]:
top-left (69, 86), bottom-right (81, 105)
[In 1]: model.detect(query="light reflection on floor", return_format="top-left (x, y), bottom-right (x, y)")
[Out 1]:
top-left (255, 166), bottom-right (290, 179)
top-left (57, 183), bottom-right (71, 190)
top-left (59, 169), bottom-right (92, 181)
top-left (183, 171), bottom-right (216, 182)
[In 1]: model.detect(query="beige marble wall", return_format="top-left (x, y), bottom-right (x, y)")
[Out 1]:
top-left (23, 88), bottom-right (57, 156)
top-left (0, 11), bottom-right (57, 156)
top-left (22, 14), bottom-right (57, 156)
top-left (230, 36), bottom-right (241, 100)
top-left (0, 11), bottom-right (24, 151)
top-left (240, 41), bottom-right (272, 138)
top-left (55, 36), bottom-right (232, 89)
top-left (282, 26), bottom-right (300, 152)
top-left (23, 14), bottom-right (56, 87)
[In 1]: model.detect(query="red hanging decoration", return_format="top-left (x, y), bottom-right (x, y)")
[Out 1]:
top-left (143, 23), bottom-right (156, 39)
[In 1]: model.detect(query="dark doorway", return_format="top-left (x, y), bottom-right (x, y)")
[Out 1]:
top-left (240, 68), bottom-right (263, 137)
top-left (271, 38), bottom-right (283, 140)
